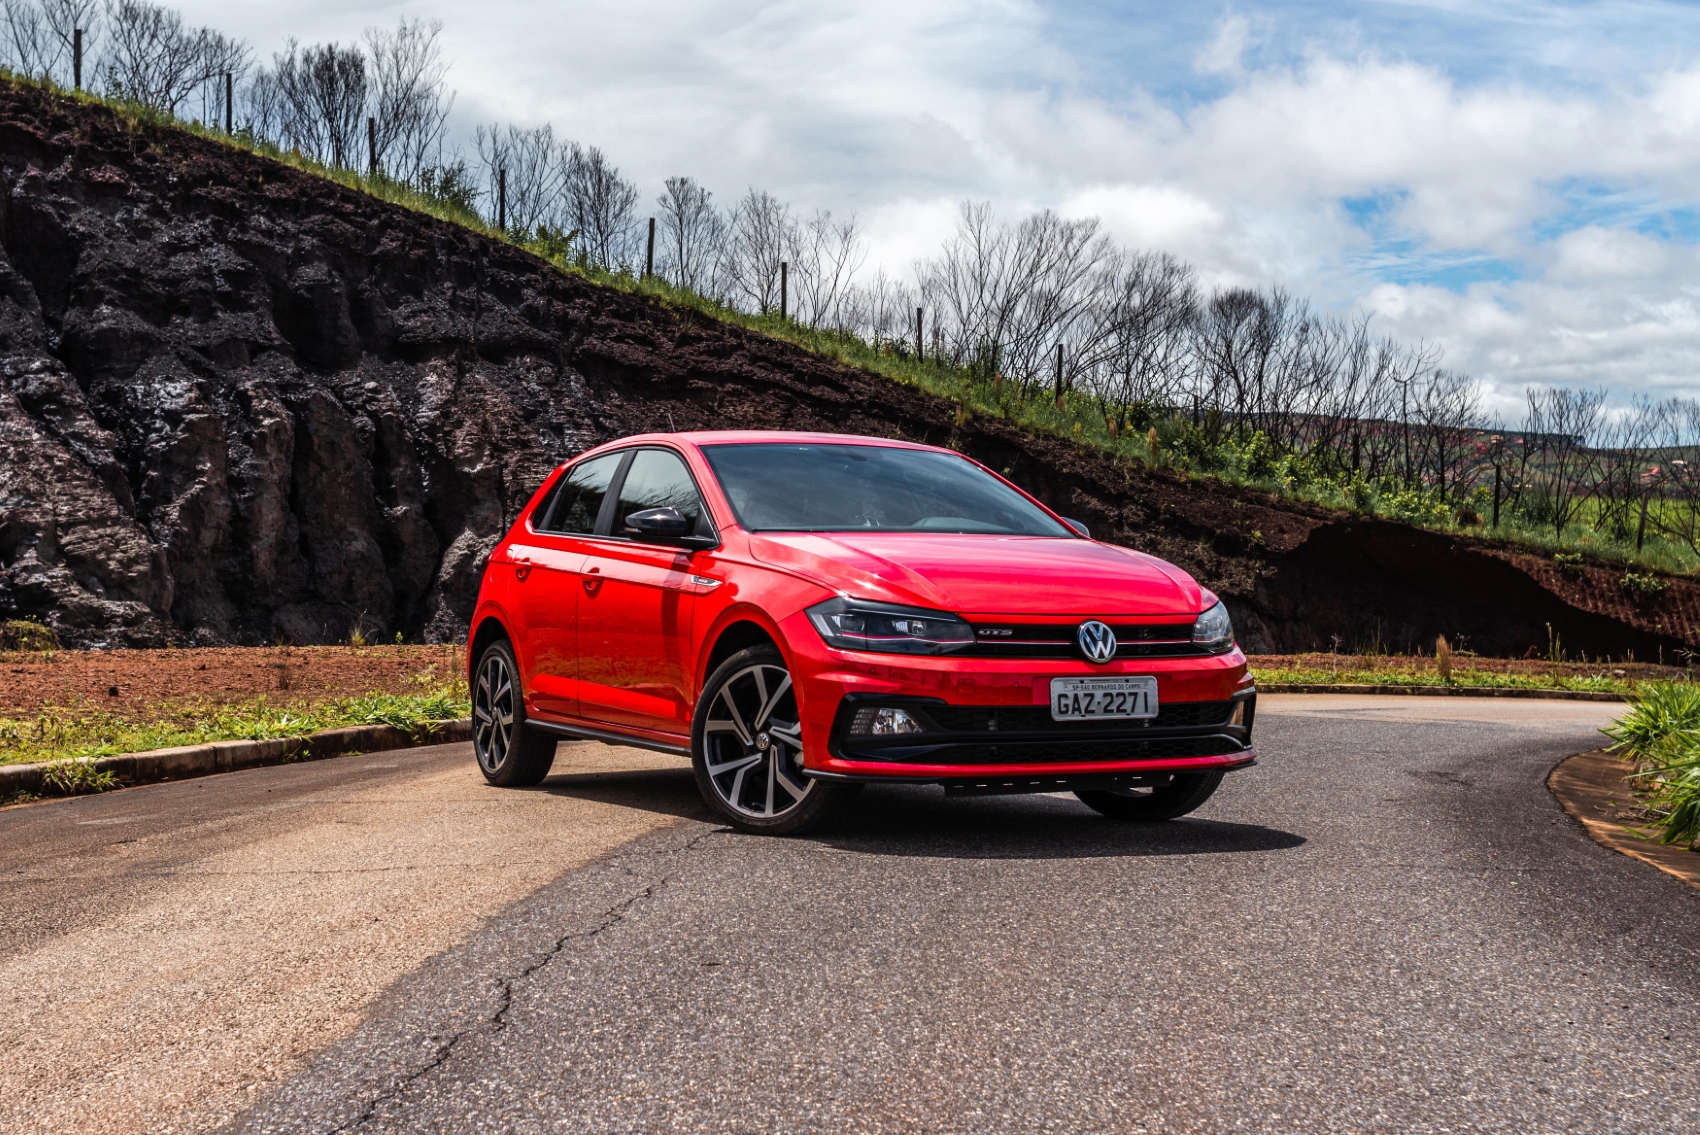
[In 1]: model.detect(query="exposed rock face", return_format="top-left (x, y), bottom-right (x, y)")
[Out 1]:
top-left (0, 80), bottom-right (1693, 656)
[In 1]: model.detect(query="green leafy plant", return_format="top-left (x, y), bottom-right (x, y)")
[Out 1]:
top-left (40, 759), bottom-right (120, 796)
top-left (1602, 683), bottom-right (1700, 850)
top-left (1622, 571), bottom-right (1668, 598)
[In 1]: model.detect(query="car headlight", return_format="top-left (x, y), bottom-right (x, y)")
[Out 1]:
top-left (1192, 601), bottom-right (1234, 653)
top-left (806, 597), bottom-right (974, 655)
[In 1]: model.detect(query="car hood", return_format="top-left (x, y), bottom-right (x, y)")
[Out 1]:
top-left (746, 533), bottom-right (1205, 616)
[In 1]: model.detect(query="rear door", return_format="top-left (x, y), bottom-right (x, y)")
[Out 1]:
top-left (511, 451), bottom-right (622, 719)
top-left (577, 448), bottom-right (714, 736)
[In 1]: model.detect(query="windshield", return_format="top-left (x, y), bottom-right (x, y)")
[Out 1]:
top-left (701, 443), bottom-right (1074, 536)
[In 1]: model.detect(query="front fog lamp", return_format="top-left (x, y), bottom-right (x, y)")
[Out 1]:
top-left (807, 597), bottom-right (974, 655)
top-left (1192, 601), bottom-right (1235, 653)
top-left (849, 706), bottom-right (928, 736)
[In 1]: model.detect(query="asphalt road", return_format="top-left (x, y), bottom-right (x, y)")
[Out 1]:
top-left (201, 695), bottom-right (1700, 1135)
top-left (0, 739), bottom-right (690, 1135)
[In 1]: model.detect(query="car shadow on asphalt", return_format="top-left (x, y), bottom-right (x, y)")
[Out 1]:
top-left (812, 786), bottom-right (1307, 860)
top-left (529, 773), bottom-right (1306, 858)
top-left (534, 768), bottom-right (714, 822)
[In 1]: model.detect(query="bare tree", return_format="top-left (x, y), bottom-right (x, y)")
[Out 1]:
top-left (365, 17), bottom-right (451, 181)
top-left (0, 0), bottom-right (51, 78)
top-left (39, 0), bottom-right (96, 81)
top-left (790, 209), bottom-right (865, 329)
top-left (1521, 386), bottom-right (1607, 537)
top-left (918, 202), bottom-right (1110, 390)
top-left (561, 143), bottom-right (638, 271)
top-left (655, 175), bottom-right (724, 295)
top-left (268, 39), bottom-right (366, 167)
top-left (100, 0), bottom-right (243, 116)
top-left (473, 123), bottom-right (561, 233)
top-left (723, 188), bottom-right (795, 314)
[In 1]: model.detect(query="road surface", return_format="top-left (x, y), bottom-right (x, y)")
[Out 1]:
top-left (4, 695), bottom-right (1698, 1133)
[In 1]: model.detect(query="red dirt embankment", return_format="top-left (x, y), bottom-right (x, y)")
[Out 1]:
top-left (0, 645), bottom-right (459, 715)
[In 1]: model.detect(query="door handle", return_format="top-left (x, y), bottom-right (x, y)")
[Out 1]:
top-left (583, 565), bottom-right (602, 595)
top-left (511, 556), bottom-right (532, 582)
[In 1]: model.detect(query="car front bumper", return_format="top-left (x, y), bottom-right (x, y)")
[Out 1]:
top-left (782, 612), bottom-right (1257, 787)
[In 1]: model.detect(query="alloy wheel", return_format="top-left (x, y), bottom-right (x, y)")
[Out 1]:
top-left (702, 661), bottom-right (814, 819)
top-left (473, 652), bottom-right (515, 774)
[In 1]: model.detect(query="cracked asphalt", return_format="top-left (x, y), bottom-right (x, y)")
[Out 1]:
top-left (209, 695), bottom-right (1700, 1135)
top-left (0, 739), bottom-right (690, 1135)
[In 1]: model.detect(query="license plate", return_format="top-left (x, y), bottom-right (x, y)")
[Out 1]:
top-left (1050, 676), bottom-right (1158, 721)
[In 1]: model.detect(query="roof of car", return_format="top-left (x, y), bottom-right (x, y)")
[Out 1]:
top-left (606, 430), bottom-right (941, 451)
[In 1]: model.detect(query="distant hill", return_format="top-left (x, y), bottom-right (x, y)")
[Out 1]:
top-left (0, 80), bottom-right (1691, 658)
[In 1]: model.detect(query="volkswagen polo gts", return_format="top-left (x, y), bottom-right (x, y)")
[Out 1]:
top-left (467, 432), bottom-right (1256, 834)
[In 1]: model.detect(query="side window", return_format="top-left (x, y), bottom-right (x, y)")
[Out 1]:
top-left (614, 449), bottom-right (708, 537)
top-left (538, 452), bottom-right (623, 534)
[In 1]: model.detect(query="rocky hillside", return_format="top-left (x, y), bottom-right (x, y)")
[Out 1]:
top-left (0, 80), bottom-right (1694, 657)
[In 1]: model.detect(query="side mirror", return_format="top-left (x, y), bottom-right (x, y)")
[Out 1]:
top-left (1063, 517), bottom-right (1091, 538)
top-left (625, 506), bottom-right (692, 540)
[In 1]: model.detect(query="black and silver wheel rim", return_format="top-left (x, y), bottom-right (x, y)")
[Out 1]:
top-left (473, 653), bottom-right (516, 774)
top-left (702, 662), bottom-right (813, 819)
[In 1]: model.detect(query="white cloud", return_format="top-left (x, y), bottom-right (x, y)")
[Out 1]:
top-left (1193, 13), bottom-right (1260, 76)
top-left (167, 0), bottom-right (1700, 403)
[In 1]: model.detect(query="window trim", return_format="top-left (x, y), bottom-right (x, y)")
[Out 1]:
top-left (534, 450), bottom-right (627, 537)
top-left (603, 446), bottom-right (720, 548)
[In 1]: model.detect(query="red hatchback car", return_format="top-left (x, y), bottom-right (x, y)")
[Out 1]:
top-left (467, 431), bottom-right (1256, 834)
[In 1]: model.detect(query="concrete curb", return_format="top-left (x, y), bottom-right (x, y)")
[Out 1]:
top-left (1548, 749), bottom-right (1700, 890)
top-left (1257, 683), bottom-right (1626, 702)
top-left (0, 719), bottom-right (472, 798)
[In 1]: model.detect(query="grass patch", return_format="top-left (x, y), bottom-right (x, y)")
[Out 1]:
top-left (1248, 653), bottom-right (1663, 696)
top-left (1602, 683), bottom-right (1700, 850)
top-left (0, 686), bottom-right (469, 767)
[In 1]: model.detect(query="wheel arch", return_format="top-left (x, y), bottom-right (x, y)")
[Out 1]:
top-left (701, 617), bottom-right (781, 687)
top-left (468, 614), bottom-right (511, 689)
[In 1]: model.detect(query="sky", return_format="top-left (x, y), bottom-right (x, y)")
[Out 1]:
top-left (170, 0), bottom-right (1700, 413)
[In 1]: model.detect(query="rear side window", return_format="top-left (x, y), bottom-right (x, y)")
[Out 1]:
top-left (614, 449), bottom-right (707, 537)
top-left (538, 452), bottom-right (622, 534)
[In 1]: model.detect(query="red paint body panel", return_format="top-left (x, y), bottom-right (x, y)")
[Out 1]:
top-left (469, 431), bottom-right (1254, 782)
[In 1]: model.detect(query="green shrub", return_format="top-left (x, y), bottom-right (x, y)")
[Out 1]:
top-left (1621, 571), bottom-right (1668, 598)
top-left (0, 618), bottom-right (60, 652)
top-left (40, 759), bottom-right (119, 795)
top-left (1602, 683), bottom-right (1700, 850)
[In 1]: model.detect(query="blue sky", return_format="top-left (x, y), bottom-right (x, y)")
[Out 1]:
top-left (173, 0), bottom-right (1700, 409)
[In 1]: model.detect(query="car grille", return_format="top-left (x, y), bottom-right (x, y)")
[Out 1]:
top-left (832, 696), bottom-right (1252, 766)
top-left (855, 735), bottom-right (1243, 766)
top-left (920, 700), bottom-right (1235, 732)
top-left (962, 622), bottom-right (1205, 660)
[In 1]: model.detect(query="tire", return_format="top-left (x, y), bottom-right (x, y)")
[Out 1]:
top-left (1074, 771), bottom-right (1224, 821)
top-left (691, 645), bottom-right (857, 835)
top-left (471, 638), bottom-right (557, 787)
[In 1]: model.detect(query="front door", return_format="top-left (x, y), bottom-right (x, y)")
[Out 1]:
top-left (577, 448), bottom-right (710, 736)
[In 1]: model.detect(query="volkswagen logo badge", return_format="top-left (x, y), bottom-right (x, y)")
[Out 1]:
top-left (1077, 620), bottom-right (1118, 664)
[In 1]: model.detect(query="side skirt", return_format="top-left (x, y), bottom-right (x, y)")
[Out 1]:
top-left (526, 718), bottom-right (692, 758)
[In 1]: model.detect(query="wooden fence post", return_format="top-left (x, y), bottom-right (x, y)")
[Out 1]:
top-left (367, 117), bottom-right (377, 177)
top-left (646, 217), bottom-right (655, 279)
top-left (779, 262), bottom-right (788, 319)
top-left (916, 306), bottom-right (923, 362)
top-left (224, 73), bottom-right (233, 133)
top-left (1054, 343), bottom-right (1065, 407)
top-left (72, 28), bottom-right (81, 89)
top-left (497, 168), bottom-right (506, 231)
